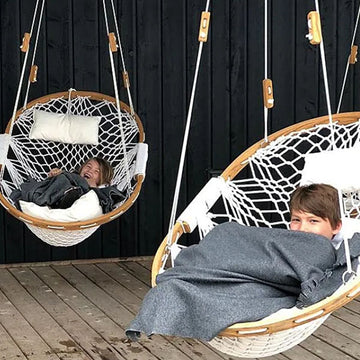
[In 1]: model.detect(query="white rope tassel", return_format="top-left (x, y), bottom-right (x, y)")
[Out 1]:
top-left (337, 3), bottom-right (360, 114)
top-left (342, 236), bottom-right (355, 283)
top-left (66, 88), bottom-right (76, 117)
top-left (314, 0), bottom-right (335, 149)
top-left (166, 0), bottom-right (211, 249)
top-left (337, 189), bottom-right (355, 283)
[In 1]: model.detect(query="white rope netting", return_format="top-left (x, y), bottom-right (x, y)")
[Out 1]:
top-left (196, 120), bottom-right (360, 239)
top-left (154, 0), bottom-right (360, 356)
top-left (208, 315), bottom-right (328, 358)
top-left (163, 118), bottom-right (360, 357)
top-left (1, 94), bottom-right (140, 201)
top-left (0, 93), bottom-right (144, 246)
top-left (24, 223), bottom-right (100, 246)
top-left (0, 0), bottom-right (145, 246)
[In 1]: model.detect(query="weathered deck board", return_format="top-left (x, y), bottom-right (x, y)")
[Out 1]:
top-left (0, 321), bottom-right (28, 360)
top-left (72, 263), bottom-right (229, 360)
top-left (51, 264), bottom-right (191, 360)
top-left (279, 345), bottom-right (322, 360)
top-left (0, 257), bottom-right (358, 360)
top-left (0, 274), bottom-right (61, 360)
top-left (32, 265), bottom-right (153, 360)
top-left (9, 266), bottom-right (125, 360)
top-left (0, 269), bottom-right (89, 360)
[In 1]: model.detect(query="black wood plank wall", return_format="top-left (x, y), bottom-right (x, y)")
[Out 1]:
top-left (1, 0), bottom-right (359, 263)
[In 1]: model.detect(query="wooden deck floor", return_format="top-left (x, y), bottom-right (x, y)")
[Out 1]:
top-left (0, 257), bottom-right (359, 360)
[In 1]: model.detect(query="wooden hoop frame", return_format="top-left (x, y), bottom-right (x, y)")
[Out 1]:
top-left (0, 91), bottom-right (145, 231)
top-left (152, 111), bottom-right (360, 337)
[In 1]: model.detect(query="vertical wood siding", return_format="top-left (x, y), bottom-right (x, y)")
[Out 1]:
top-left (1, 0), bottom-right (359, 262)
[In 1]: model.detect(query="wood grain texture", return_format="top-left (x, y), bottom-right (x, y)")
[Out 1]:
top-left (0, 258), bottom-right (358, 359)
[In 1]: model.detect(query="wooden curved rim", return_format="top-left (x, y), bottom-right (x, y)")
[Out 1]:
top-left (151, 222), bottom-right (185, 287)
top-left (0, 90), bottom-right (145, 230)
top-left (218, 277), bottom-right (360, 336)
top-left (151, 111), bottom-right (360, 336)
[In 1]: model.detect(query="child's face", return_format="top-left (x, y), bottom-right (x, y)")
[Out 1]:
top-left (290, 210), bottom-right (341, 240)
top-left (80, 159), bottom-right (101, 187)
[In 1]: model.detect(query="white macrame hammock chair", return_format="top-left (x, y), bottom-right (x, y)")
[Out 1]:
top-left (152, 0), bottom-right (360, 358)
top-left (0, 0), bottom-right (147, 247)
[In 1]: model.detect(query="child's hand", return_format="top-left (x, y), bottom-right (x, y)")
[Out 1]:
top-left (48, 168), bottom-right (62, 177)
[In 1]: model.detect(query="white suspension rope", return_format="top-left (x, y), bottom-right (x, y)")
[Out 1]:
top-left (263, 0), bottom-right (269, 142)
top-left (1, 0), bottom-right (42, 182)
top-left (23, 0), bottom-right (46, 109)
top-left (28, 0), bottom-right (42, 35)
top-left (315, 0), bottom-right (335, 148)
top-left (102, 0), bottom-right (132, 195)
top-left (9, 0), bottom-right (42, 135)
top-left (102, 0), bottom-right (110, 34)
top-left (109, 0), bottom-right (127, 72)
top-left (109, 0), bottom-right (135, 115)
top-left (166, 0), bottom-right (211, 250)
top-left (336, 3), bottom-right (360, 114)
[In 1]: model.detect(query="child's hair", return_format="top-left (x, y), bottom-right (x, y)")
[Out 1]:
top-left (289, 183), bottom-right (341, 229)
top-left (79, 157), bottom-right (114, 186)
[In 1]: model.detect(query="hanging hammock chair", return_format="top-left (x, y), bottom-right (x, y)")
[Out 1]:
top-left (0, 0), bottom-right (147, 247)
top-left (152, 111), bottom-right (360, 357)
top-left (151, 0), bottom-right (360, 357)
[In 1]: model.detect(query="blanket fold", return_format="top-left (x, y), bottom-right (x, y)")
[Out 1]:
top-left (126, 222), bottom-right (360, 341)
top-left (10, 172), bottom-right (125, 213)
top-left (10, 173), bottom-right (89, 209)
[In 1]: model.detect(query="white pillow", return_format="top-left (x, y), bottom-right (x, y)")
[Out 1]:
top-left (30, 109), bottom-right (100, 145)
top-left (19, 190), bottom-right (103, 222)
top-left (336, 217), bottom-right (360, 241)
top-left (300, 146), bottom-right (360, 191)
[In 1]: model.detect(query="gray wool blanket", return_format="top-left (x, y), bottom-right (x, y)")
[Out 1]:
top-left (10, 172), bottom-right (125, 213)
top-left (10, 172), bottom-right (89, 208)
top-left (126, 222), bottom-right (360, 341)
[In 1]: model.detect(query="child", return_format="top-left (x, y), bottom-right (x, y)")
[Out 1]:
top-left (44, 157), bottom-right (114, 208)
top-left (48, 157), bottom-right (114, 188)
top-left (10, 156), bottom-right (123, 212)
top-left (289, 183), bottom-right (342, 241)
top-left (125, 184), bottom-right (352, 342)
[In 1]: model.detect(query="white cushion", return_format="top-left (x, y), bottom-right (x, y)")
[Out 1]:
top-left (134, 142), bottom-right (148, 177)
top-left (19, 190), bottom-right (103, 222)
top-left (300, 146), bottom-right (360, 191)
top-left (337, 217), bottom-right (360, 241)
top-left (30, 109), bottom-right (100, 145)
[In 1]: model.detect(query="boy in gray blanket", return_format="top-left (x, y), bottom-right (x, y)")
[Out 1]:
top-left (126, 183), bottom-right (360, 341)
top-left (289, 183), bottom-right (342, 243)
